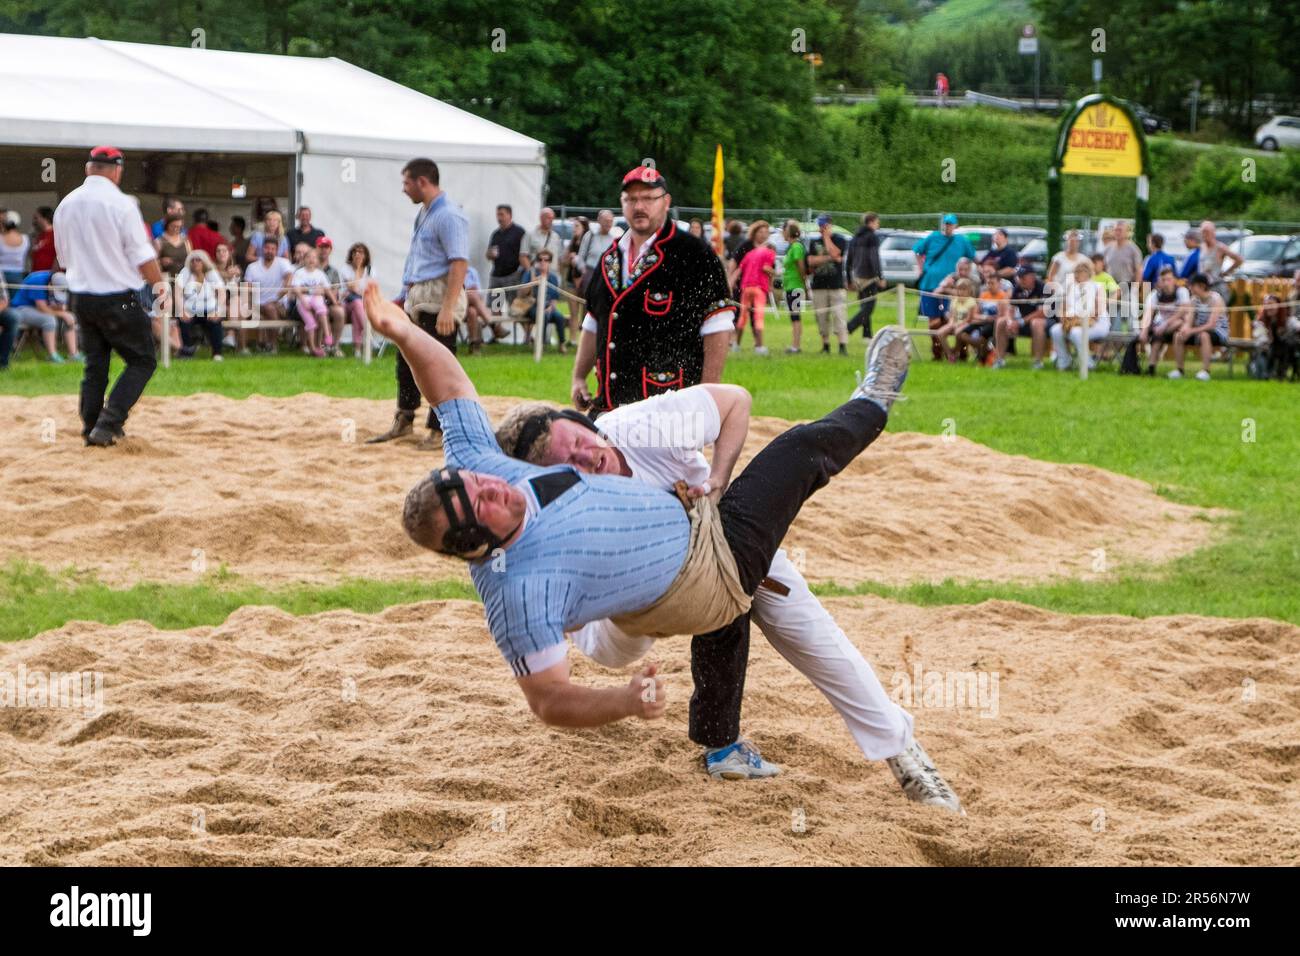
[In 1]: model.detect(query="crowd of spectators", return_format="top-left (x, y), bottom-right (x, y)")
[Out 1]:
top-left (3, 196), bottom-right (1297, 381)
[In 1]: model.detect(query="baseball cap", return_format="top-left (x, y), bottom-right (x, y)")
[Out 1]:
top-left (1016, 265), bottom-right (1036, 277)
top-left (89, 146), bottom-right (124, 166)
top-left (942, 213), bottom-right (959, 225)
top-left (315, 236), bottom-right (333, 248)
top-left (621, 165), bottom-right (667, 190)
top-left (816, 214), bottom-right (833, 227)
top-left (49, 272), bottom-right (69, 304)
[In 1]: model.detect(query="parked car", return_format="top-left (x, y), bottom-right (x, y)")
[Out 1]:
top-left (878, 230), bottom-right (925, 286)
top-left (1229, 234), bottom-right (1300, 278)
top-left (1018, 232), bottom-right (1100, 277)
top-left (1003, 226), bottom-right (1047, 251)
top-left (956, 226), bottom-right (997, 260)
top-left (1133, 105), bottom-right (1172, 134)
top-left (1254, 115), bottom-right (1300, 151)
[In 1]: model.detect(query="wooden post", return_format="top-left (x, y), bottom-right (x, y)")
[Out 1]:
top-left (533, 272), bottom-right (546, 363)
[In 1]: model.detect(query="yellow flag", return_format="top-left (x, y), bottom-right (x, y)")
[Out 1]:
top-left (711, 144), bottom-right (725, 256)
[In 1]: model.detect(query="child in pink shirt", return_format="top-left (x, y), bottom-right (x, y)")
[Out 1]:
top-left (736, 221), bottom-right (776, 354)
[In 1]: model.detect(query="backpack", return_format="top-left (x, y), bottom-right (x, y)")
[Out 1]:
top-left (1118, 338), bottom-right (1141, 375)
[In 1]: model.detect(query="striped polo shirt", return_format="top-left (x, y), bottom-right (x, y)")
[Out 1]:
top-left (438, 399), bottom-right (690, 675)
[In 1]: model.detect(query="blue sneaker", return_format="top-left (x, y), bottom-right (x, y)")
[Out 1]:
top-left (704, 739), bottom-right (782, 780)
top-left (852, 326), bottom-right (910, 411)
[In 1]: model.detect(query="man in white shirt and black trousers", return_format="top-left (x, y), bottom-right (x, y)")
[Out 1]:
top-left (54, 146), bottom-right (165, 447)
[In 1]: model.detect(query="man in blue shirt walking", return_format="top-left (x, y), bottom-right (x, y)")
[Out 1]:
top-left (367, 158), bottom-right (470, 450)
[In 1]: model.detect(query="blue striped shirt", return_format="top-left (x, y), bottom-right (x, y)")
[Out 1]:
top-left (438, 399), bottom-right (691, 672)
top-left (402, 192), bottom-right (470, 287)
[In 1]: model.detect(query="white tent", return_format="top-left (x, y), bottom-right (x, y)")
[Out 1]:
top-left (0, 33), bottom-right (546, 292)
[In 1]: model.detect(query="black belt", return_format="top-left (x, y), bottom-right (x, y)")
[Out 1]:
top-left (70, 290), bottom-right (137, 300)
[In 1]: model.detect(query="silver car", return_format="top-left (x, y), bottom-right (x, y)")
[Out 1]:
top-left (879, 230), bottom-right (925, 286)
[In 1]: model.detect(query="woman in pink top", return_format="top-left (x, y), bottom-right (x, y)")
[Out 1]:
top-left (736, 220), bottom-right (776, 354)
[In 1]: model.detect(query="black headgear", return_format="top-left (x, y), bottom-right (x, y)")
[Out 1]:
top-left (511, 409), bottom-right (599, 463)
top-left (431, 466), bottom-right (520, 559)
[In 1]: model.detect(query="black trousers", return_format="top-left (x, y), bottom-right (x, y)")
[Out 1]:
top-left (686, 397), bottom-right (888, 747)
top-left (72, 291), bottom-right (157, 436)
top-left (396, 310), bottom-right (457, 431)
top-left (0, 308), bottom-right (16, 368)
top-left (181, 314), bottom-right (224, 355)
top-left (846, 281), bottom-right (878, 338)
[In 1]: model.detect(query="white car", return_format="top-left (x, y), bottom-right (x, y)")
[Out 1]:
top-left (879, 230), bottom-right (925, 286)
top-left (1229, 234), bottom-right (1300, 278)
top-left (1254, 116), bottom-right (1300, 151)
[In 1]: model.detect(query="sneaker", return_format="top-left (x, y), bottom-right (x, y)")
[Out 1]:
top-left (991, 357), bottom-right (1006, 369)
top-left (1031, 360), bottom-right (1044, 370)
top-left (705, 739), bottom-right (781, 780)
top-left (885, 740), bottom-right (965, 815)
top-left (365, 411), bottom-right (415, 444)
top-left (851, 326), bottom-right (910, 411)
top-left (729, 343), bottom-right (740, 354)
top-left (1145, 365), bottom-right (1155, 376)
top-left (753, 345), bottom-right (769, 355)
top-left (821, 343), bottom-right (831, 354)
top-left (785, 346), bottom-right (801, 354)
top-left (1167, 368), bottom-right (1183, 380)
top-left (212, 354), bottom-right (224, 362)
top-left (48, 352), bottom-right (65, 364)
top-left (1087, 356), bottom-right (1098, 370)
top-left (838, 343), bottom-right (849, 356)
top-left (68, 352), bottom-right (85, 363)
top-left (240, 348), bottom-right (253, 356)
top-left (1195, 369), bottom-right (1211, 382)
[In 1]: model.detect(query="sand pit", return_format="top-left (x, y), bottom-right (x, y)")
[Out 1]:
top-left (0, 393), bottom-right (1218, 588)
top-left (1, 597), bottom-right (1296, 866)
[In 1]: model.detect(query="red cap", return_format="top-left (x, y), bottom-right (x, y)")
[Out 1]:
top-left (315, 236), bottom-right (333, 248)
top-left (89, 146), bottom-right (124, 165)
top-left (621, 165), bottom-right (666, 190)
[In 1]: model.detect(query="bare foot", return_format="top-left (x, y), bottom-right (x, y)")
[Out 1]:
top-left (363, 282), bottom-right (408, 339)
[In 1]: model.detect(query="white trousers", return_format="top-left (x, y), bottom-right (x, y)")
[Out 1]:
top-left (567, 548), bottom-right (914, 761)
top-left (1050, 316), bottom-right (1111, 369)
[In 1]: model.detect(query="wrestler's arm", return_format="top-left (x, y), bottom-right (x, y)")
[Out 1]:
top-left (517, 659), bottom-right (665, 727)
top-left (363, 282), bottom-right (476, 403)
top-left (698, 384), bottom-right (750, 498)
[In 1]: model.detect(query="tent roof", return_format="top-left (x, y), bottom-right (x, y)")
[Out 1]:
top-left (0, 33), bottom-right (545, 163)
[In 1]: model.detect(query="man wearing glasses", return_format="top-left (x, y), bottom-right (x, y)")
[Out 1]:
top-left (571, 165), bottom-right (733, 415)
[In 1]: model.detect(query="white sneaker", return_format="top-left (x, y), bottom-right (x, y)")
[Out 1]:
top-left (705, 739), bottom-right (782, 780)
top-left (212, 354), bottom-right (224, 362)
top-left (729, 343), bottom-right (740, 354)
top-left (1195, 369), bottom-right (1211, 381)
top-left (753, 345), bottom-right (769, 355)
top-left (852, 326), bottom-right (910, 411)
top-left (1031, 360), bottom-right (1043, 370)
top-left (886, 740), bottom-right (965, 815)
top-left (1167, 368), bottom-right (1183, 380)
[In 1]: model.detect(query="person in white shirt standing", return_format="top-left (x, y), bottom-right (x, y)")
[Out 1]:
top-left (53, 146), bottom-right (165, 447)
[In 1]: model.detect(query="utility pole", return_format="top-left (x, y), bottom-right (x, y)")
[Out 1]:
top-left (1189, 78), bottom-right (1201, 134)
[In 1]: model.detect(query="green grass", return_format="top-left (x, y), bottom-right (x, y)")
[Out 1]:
top-left (0, 561), bottom-right (476, 643)
top-left (3, 309), bottom-right (1298, 637)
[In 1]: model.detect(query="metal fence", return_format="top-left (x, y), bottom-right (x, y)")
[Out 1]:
top-left (551, 204), bottom-right (1300, 238)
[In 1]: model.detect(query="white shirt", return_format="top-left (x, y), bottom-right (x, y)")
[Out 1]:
top-left (0, 233), bottom-right (30, 272)
top-left (1048, 250), bottom-right (1089, 283)
top-left (53, 175), bottom-right (157, 293)
top-left (245, 256), bottom-right (295, 305)
top-left (580, 229), bottom-right (735, 335)
top-left (1144, 286), bottom-right (1189, 324)
top-left (338, 262), bottom-right (375, 296)
top-left (291, 266), bottom-right (330, 293)
top-left (595, 386), bottom-right (720, 490)
top-left (179, 269), bottom-right (223, 315)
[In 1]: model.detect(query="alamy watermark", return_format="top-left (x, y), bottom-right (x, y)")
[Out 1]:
top-left (1, 665), bottom-right (105, 718)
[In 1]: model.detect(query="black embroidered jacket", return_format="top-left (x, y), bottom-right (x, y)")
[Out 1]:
top-left (584, 219), bottom-right (731, 413)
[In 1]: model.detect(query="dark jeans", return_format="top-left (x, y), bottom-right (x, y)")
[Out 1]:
top-left (846, 279), bottom-right (879, 338)
top-left (0, 308), bottom-right (16, 368)
top-left (686, 397), bottom-right (889, 747)
top-left (396, 309), bottom-right (457, 431)
top-left (72, 291), bottom-right (158, 436)
top-left (181, 314), bottom-right (224, 355)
